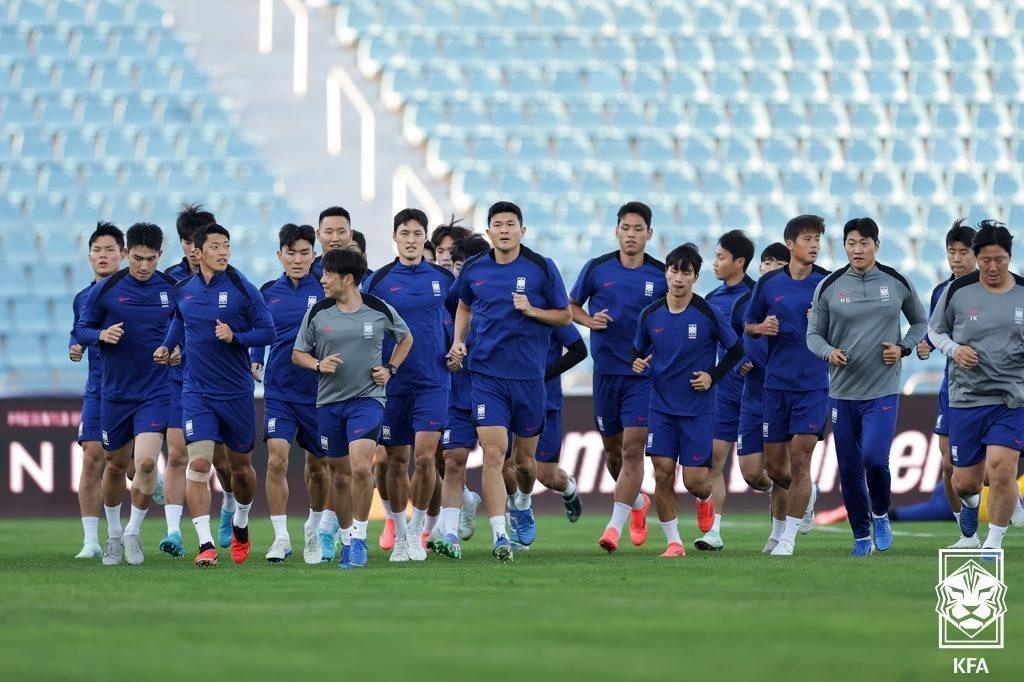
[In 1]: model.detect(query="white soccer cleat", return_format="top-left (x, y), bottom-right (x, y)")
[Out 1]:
top-left (407, 531), bottom-right (427, 561)
top-left (762, 538), bottom-right (779, 554)
top-left (75, 542), bottom-right (102, 559)
top-left (948, 535), bottom-right (981, 549)
top-left (459, 491), bottom-right (481, 541)
top-left (770, 539), bottom-right (795, 556)
top-left (303, 529), bottom-right (321, 565)
top-left (266, 537), bottom-right (292, 563)
top-left (390, 535), bottom-right (410, 562)
top-left (799, 484), bottom-right (818, 534)
top-left (102, 537), bottom-right (123, 566)
top-left (123, 534), bottom-right (144, 565)
top-left (1011, 496), bottom-right (1024, 528)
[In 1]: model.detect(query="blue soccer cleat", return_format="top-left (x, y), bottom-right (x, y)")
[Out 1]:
top-left (349, 538), bottom-right (368, 567)
top-left (872, 515), bottom-right (893, 552)
top-left (435, 532), bottom-right (462, 559)
top-left (337, 543), bottom-right (353, 570)
top-left (320, 531), bottom-right (336, 562)
top-left (959, 504), bottom-right (979, 539)
top-left (492, 535), bottom-right (513, 562)
top-left (218, 508), bottom-right (233, 548)
top-left (850, 538), bottom-right (873, 557)
top-left (508, 508), bottom-right (536, 546)
top-left (158, 530), bottom-right (185, 558)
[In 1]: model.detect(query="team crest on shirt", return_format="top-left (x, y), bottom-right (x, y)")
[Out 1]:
top-left (185, 420), bottom-right (193, 437)
top-left (218, 291), bottom-right (228, 308)
top-left (267, 418), bottom-right (276, 433)
top-left (160, 291), bottom-right (169, 307)
top-left (321, 435), bottom-right (329, 451)
top-left (382, 425), bottom-right (391, 440)
top-left (831, 408), bottom-right (838, 424)
top-left (477, 404), bottom-right (486, 420)
top-left (644, 281), bottom-right (654, 297)
top-left (307, 295), bottom-right (317, 308)
top-left (1015, 307), bottom-right (1023, 324)
top-left (880, 285), bottom-right (890, 301)
top-left (515, 276), bottom-right (526, 293)
top-left (363, 322), bottom-right (373, 339)
top-left (432, 281), bottom-right (441, 296)
top-left (688, 323), bottom-right (697, 339)
top-left (839, 291), bottom-right (851, 304)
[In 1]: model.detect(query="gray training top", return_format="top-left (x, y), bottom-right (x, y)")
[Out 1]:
top-left (294, 294), bottom-right (411, 407)
top-left (928, 271), bottom-right (1024, 409)
top-left (807, 263), bottom-right (928, 400)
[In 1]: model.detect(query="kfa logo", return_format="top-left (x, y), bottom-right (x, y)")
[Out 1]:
top-left (936, 414), bottom-right (943, 429)
top-left (596, 416), bottom-right (604, 432)
top-left (1015, 307), bottom-right (1023, 325)
top-left (477, 403), bottom-right (486, 420)
top-left (382, 425), bottom-right (391, 440)
top-left (78, 423), bottom-right (83, 437)
top-left (644, 281), bottom-right (654, 297)
top-left (363, 322), bottom-right (373, 339)
top-left (762, 422), bottom-right (769, 438)
top-left (515, 276), bottom-right (526, 293)
top-left (967, 309), bottom-right (979, 322)
top-left (442, 429), bottom-right (450, 445)
top-left (936, 549), bottom-right (1006, 649)
top-left (839, 291), bottom-right (851, 304)
top-left (431, 280), bottom-right (441, 296)
top-left (647, 432), bottom-right (653, 447)
top-left (101, 430), bottom-right (109, 446)
top-left (737, 434), bottom-right (743, 450)
top-left (218, 291), bottom-right (228, 308)
top-left (951, 445), bottom-right (958, 464)
top-left (320, 435), bottom-right (328, 451)
top-left (880, 285), bottom-right (890, 301)
top-left (688, 323), bottom-right (697, 340)
top-left (160, 291), bottom-right (169, 308)
top-left (831, 408), bottom-right (838, 424)
top-left (307, 295), bottom-right (317, 308)
top-left (185, 420), bottom-right (193, 437)
top-left (267, 418), bottom-right (276, 433)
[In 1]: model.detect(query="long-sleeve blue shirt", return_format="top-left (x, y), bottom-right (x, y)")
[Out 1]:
top-left (164, 257), bottom-right (195, 384)
top-left (927, 274), bottom-right (955, 400)
top-left (164, 266), bottom-right (276, 399)
top-left (705, 274), bottom-right (756, 401)
top-left (249, 272), bottom-right (321, 404)
top-left (732, 291), bottom-right (768, 418)
top-left (71, 281), bottom-right (102, 397)
top-left (75, 269), bottom-right (177, 401)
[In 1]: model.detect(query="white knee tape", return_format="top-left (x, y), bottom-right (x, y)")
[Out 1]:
top-left (186, 442), bottom-right (214, 486)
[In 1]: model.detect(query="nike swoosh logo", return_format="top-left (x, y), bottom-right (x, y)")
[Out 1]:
top-left (473, 281), bottom-right (486, 286)
top-left (882, 406), bottom-right (893, 411)
top-left (429, 420), bottom-right (441, 426)
top-left (270, 298), bottom-right (281, 304)
top-left (390, 287), bottom-right (401, 292)
top-left (323, 328), bottom-right (334, 333)
top-left (352, 427), bottom-right (366, 435)
top-left (184, 295), bottom-right (194, 300)
top-left (150, 421), bottom-right (161, 427)
top-left (602, 281), bottom-right (616, 287)
top-left (654, 327), bottom-right (664, 334)
top-left (118, 297), bottom-right (131, 302)
top-left (774, 296), bottom-right (786, 302)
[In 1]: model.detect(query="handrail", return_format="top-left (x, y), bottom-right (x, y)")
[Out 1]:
top-left (257, 0), bottom-right (309, 96)
top-left (392, 165), bottom-right (444, 229)
top-left (326, 66), bottom-right (376, 201)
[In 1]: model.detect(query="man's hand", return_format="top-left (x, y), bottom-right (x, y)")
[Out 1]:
top-left (739, 361), bottom-right (753, 376)
top-left (759, 315), bottom-right (779, 337)
top-left (953, 345), bottom-right (979, 369)
top-left (214, 319), bottom-right (234, 343)
top-left (153, 345), bottom-right (170, 365)
top-left (370, 365), bottom-right (390, 386)
top-left (916, 340), bottom-right (931, 360)
top-left (99, 322), bottom-right (124, 344)
top-left (828, 348), bottom-right (848, 367)
top-left (632, 354), bottom-right (653, 374)
top-left (449, 342), bottom-right (467, 362)
top-left (250, 363), bottom-right (263, 383)
top-left (690, 371), bottom-right (712, 392)
top-left (589, 309), bottom-right (613, 331)
top-left (69, 344), bottom-right (84, 362)
top-left (319, 353), bottom-right (342, 374)
top-left (512, 292), bottom-right (534, 318)
top-left (446, 354), bottom-right (463, 372)
top-left (169, 346), bottom-right (181, 366)
top-left (881, 342), bottom-right (903, 366)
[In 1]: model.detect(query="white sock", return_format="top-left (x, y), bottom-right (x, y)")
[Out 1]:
top-left (660, 518), bottom-right (681, 545)
top-left (872, 512), bottom-right (888, 520)
top-left (394, 510), bottom-right (408, 538)
top-left (462, 486), bottom-right (475, 506)
top-left (489, 514), bottom-right (507, 542)
top-left (606, 502), bottom-right (631, 533)
top-left (513, 489), bottom-right (532, 510)
top-left (352, 519), bottom-right (368, 540)
top-left (983, 524), bottom-right (1007, 549)
top-left (270, 514), bottom-right (288, 541)
top-left (563, 476), bottom-right (577, 498)
top-left (381, 499), bottom-right (392, 515)
top-left (338, 526), bottom-right (352, 546)
top-left (320, 509), bottom-right (338, 532)
top-left (425, 513), bottom-right (438, 535)
top-left (165, 504), bottom-right (183, 535)
top-left (711, 513), bottom-right (722, 534)
top-left (506, 494), bottom-right (515, 511)
top-left (440, 507), bottom-right (460, 536)
top-left (104, 504), bottom-right (123, 539)
top-left (409, 507), bottom-right (427, 535)
top-left (962, 493), bottom-right (980, 509)
top-left (221, 491), bottom-right (236, 512)
top-left (631, 492), bottom-right (646, 510)
top-left (233, 501), bottom-right (252, 528)
top-left (954, 511), bottom-right (960, 523)
top-left (193, 514), bottom-right (214, 546)
top-left (781, 516), bottom-right (801, 544)
top-left (124, 505), bottom-right (147, 536)
top-left (82, 516), bottom-right (99, 544)
top-left (770, 517), bottom-right (785, 541)
top-left (305, 509), bottom-right (323, 533)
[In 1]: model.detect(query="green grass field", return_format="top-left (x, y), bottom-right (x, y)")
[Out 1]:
top-left (1, 513), bottom-right (1021, 681)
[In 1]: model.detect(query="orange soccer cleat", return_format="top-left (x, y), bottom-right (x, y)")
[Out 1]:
top-left (230, 529), bottom-right (250, 564)
top-left (598, 527), bottom-right (620, 553)
top-left (421, 532), bottom-right (429, 550)
top-left (629, 493), bottom-right (651, 546)
top-left (695, 498), bottom-right (715, 534)
top-left (660, 542), bottom-right (686, 558)
top-left (194, 547), bottom-right (218, 567)
top-left (379, 517), bottom-right (396, 551)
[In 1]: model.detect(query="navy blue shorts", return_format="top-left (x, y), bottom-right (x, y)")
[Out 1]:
top-left (264, 397), bottom-right (319, 454)
top-left (762, 387), bottom-right (828, 443)
top-left (381, 388), bottom-right (447, 446)
top-left (592, 373), bottom-right (651, 436)
top-left (471, 372), bottom-right (544, 438)
top-left (934, 389), bottom-right (949, 436)
top-left (536, 409), bottom-right (563, 463)
top-left (167, 378), bottom-right (183, 430)
top-left (948, 404), bottom-right (1024, 468)
top-left (182, 392), bottom-right (256, 454)
top-left (316, 398), bottom-right (384, 458)
top-left (100, 395), bottom-right (170, 451)
top-left (443, 405), bottom-right (478, 451)
top-left (736, 403), bottom-right (763, 456)
top-left (646, 409), bottom-right (713, 467)
top-left (713, 389), bottom-right (741, 442)
top-left (78, 393), bottom-right (102, 444)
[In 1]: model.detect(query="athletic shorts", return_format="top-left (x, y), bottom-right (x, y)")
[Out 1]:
top-left (78, 393), bottom-right (102, 444)
top-left (316, 398), bottom-right (384, 458)
top-left (592, 373), bottom-right (651, 436)
top-left (264, 397), bottom-right (318, 454)
top-left (471, 372), bottom-right (544, 438)
top-left (934, 389), bottom-right (949, 437)
top-left (948, 404), bottom-right (1024, 468)
top-left (442, 405), bottom-right (478, 451)
top-left (762, 387), bottom-right (829, 444)
top-left (100, 395), bottom-right (170, 451)
top-left (713, 390), bottom-right (742, 442)
top-left (536, 409), bottom-right (563, 463)
top-left (736, 404), bottom-right (763, 456)
top-left (381, 388), bottom-right (447, 447)
top-left (181, 392), bottom-right (256, 454)
top-left (645, 409), bottom-right (713, 467)
top-left (167, 378), bottom-right (183, 430)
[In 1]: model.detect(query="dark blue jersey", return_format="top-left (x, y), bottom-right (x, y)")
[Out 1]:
top-left (743, 264), bottom-right (830, 392)
top-left (928, 274), bottom-right (956, 398)
top-left (705, 275), bottom-right (756, 401)
top-left (75, 268), bottom-right (177, 401)
top-left (633, 295), bottom-right (741, 417)
top-left (71, 281), bottom-right (102, 397)
top-left (365, 258), bottom-right (456, 393)
top-left (312, 254), bottom-right (374, 286)
top-left (458, 246), bottom-right (570, 380)
top-left (250, 273), bottom-right (321, 404)
top-left (164, 266), bottom-right (276, 399)
top-left (445, 275), bottom-right (474, 410)
top-left (544, 323), bottom-right (584, 412)
top-left (164, 258), bottom-right (195, 384)
top-left (732, 291), bottom-right (768, 417)
top-left (569, 251), bottom-right (666, 376)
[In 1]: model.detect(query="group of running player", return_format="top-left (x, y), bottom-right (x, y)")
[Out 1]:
top-left (69, 199), bottom-right (1023, 567)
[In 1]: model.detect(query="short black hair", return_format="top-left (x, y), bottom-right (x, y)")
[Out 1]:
top-left (843, 217), bottom-right (879, 243)
top-left (783, 214), bottom-right (826, 243)
top-left (430, 216), bottom-right (473, 246)
top-left (616, 201), bottom-right (652, 228)
top-left (487, 201), bottom-right (522, 225)
top-left (176, 202), bottom-right (215, 241)
top-left (88, 221), bottom-right (124, 249)
top-left (351, 230), bottom-right (366, 254)
top-left (193, 223), bottom-right (230, 250)
top-left (322, 247), bottom-right (367, 284)
top-left (423, 240), bottom-right (436, 258)
top-left (972, 220), bottom-right (1013, 257)
top-left (453, 235), bottom-right (490, 263)
top-left (126, 222), bottom-right (163, 251)
top-left (717, 229), bottom-right (755, 270)
top-left (761, 242), bottom-right (790, 264)
top-left (394, 208), bottom-right (429, 235)
top-left (318, 206), bottom-right (350, 226)
top-left (945, 218), bottom-right (977, 250)
top-left (665, 242), bottom-right (702, 275)
top-left (279, 223), bottom-right (316, 250)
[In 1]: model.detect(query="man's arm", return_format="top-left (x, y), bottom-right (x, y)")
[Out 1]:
top-left (899, 280), bottom-right (929, 351)
top-left (233, 286), bottom-right (276, 347)
top-left (514, 296), bottom-right (572, 327)
top-left (387, 333), bottom-right (413, 369)
top-left (928, 286), bottom-right (958, 359)
top-left (291, 349), bottom-right (319, 371)
top-left (73, 285), bottom-right (105, 346)
top-left (805, 279), bottom-right (835, 361)
top-left (545, 337), bottom-right (587, 381)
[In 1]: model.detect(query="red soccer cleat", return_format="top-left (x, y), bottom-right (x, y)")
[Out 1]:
top-left (379, 518), bottom-right (395, 551)
top-left (661, 542), bottom-right (686, 557)
top-left (599, 527), bottom-right (620, 553)
top-left (629, 493), bottom-right (651, 546)
top-left (695, 498), bottom-right (715, 534)
top-left (421, 532), bottom-right (429, 550)
top-left (230, 529), bottom-right (250, 564)
top-left (194, 547), bottom-right (218, 567)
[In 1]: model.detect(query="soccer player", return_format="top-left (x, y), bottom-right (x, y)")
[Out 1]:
top-left (572, 202), bottom-right (667, 552)
top-left (423, 240), bottom-right (436, 264)
top-left (929, 221), bottom-right (1024, 553)
top-left (311, 206), bottom-right (353, 277)
top-left (249, 224), bottom-right (327, 563)
top-left (431, 219), bottom-right (474, 271)
top-left (293, 248), bottom-right (412, 569)
top-left (364, 209), bottom-right (455, 562)
top-left (699, 229), bottom-right (756, 551)
top-left (733, 243), bottom-right (790, 552)
top-left (76, 223), bottom-right (177, 565)
top-left (744, 215), bottom-right (830, 556)
top-left (807, 218), bottom-right (928, 556)
top-left (916, 220), bottom-right (980, 548)
top-left (449, 201), bottom-right (572, 561)
top-left (70, 222), bottom-right (125, 558)
top-left (628, 244), bottom-right (743, 557)
top-left (156, 223), bottom-right (276, 566)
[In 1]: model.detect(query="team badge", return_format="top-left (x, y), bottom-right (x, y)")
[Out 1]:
top-left (831, 408), bottom-right (838, 423)
top-left (382, 425), bottom-right (391, 440)
top-left (363, 322), bottom-right (373, 339)
top-left (1015, 307), bottom-right (1023, 324)
top-left (307, 295), bottom-right (317, 308)
top-left (160, 291), bottom-right (169, 307)
top-left (762, 422), bottom-right (769, 438)
top-left (647, 432), bottom-right (653, 447)
top-left (477, 404), bottom-right (486, 420)
top-left (442, 429), bottom-right (450, 445)
top-left (218, 291), bottom-right (228, 308)
top-left (101, 430), bottom-right (109, 446)
top-left (432, 280), bottom-right (441, 296)
top-left (320, 435), bottom-right (329, 451)
top-left (688, 323), bottom-right (697, 339)
top-left (596, 416), bottom-right (604, 432)
top-left (267, 418), bottom-right (276, 432)
top-left (515, 276), bottom-right (526, 292)
top-left (644, 281), bottom-right (654, 297)
top-left (185, 420), bottom-right (193, 437)
top-left (951, 445), bottom-right (958, 463)
top-left (880, 285), bottom-right (890, 301)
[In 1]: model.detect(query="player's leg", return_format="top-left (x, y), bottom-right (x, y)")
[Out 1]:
top-left (212, 444), bottom-right (235, 548)
top-left (600, 426), bottom-right (650, 551)
top-left (651, 455), bottom-right (684, 557)
top-left (504, 377), bottom-right (545, 548)
top-left (384, 445), bottom-right (411, 560)
top-left (373, 445), bottom-right (395, 551)
top-left (682, 465), bottom-right (713, 552)
top-left (181, 394), bottom-right (227, 565)
top-left (76, 439), bottom-right (104, 558)
top-left (981, 445), bottom-right (1019, 551)
top-left (535, 409), bottom-right (581, 522)
top-left (100, 440), bottom-right (132, 566)
top-left (832, 399), bottom-right (872, 556)
top-left (122, 429), bottom-right (164, 565)
top-left (407, 430), bottom-right (441, 560)
top-left (704, 391), bottom-right (739, 547)
top-left (436, 445), bottom-right (471, 558)
top-left (425, 459), bottom-right (443, 547)
top-left (159, 427), bottom-right (187, 557)
top-left (347, 438), bottom-right (377, 568)
top-left (948, 406), bottom-right (989, 544)
top-left (862, 395), bottom-right (899, 553)
top-left (472, 374), bottom-right (520, 560)
top-left (220, 397), bottom-right (257, 564)
top-left (594, 374), bottom-right (623, 478)
top-left (443, 410), bottom-right (482, 542)
top-left (772, 389), bottom-right (825, 556)
top-left (265, 437), bottom-right (292, 562)
top-left (304, 451), bottom-right (331, 563)
top-left (682, 413), bottom-right (718, 550)
top-left (327, 455), bottom-right (353, 568)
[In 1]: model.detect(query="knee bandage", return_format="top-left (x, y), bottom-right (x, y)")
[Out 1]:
top-left (186, 441), bottom-right (214, 486)
top-left (131, 452), bottom-right (159, 495)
